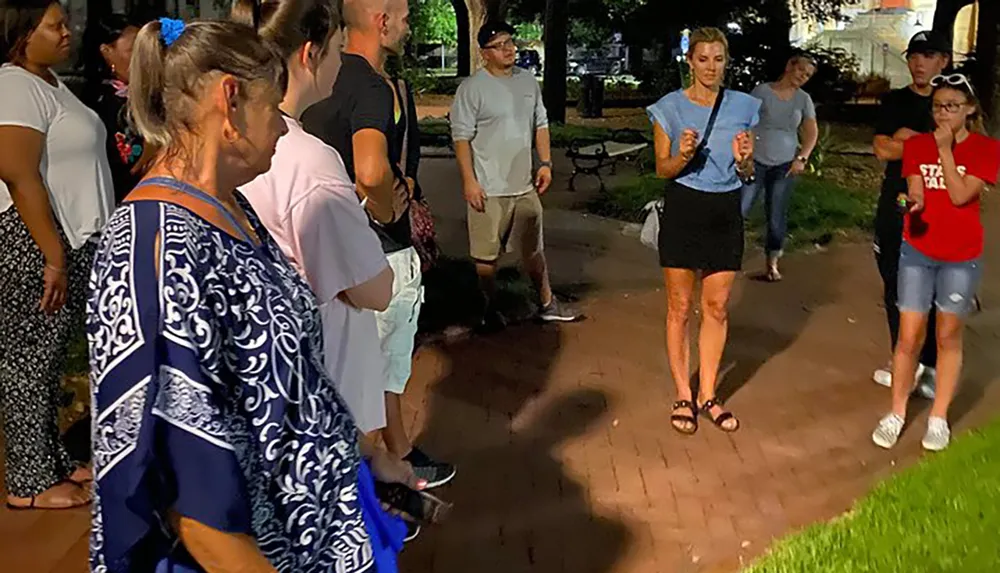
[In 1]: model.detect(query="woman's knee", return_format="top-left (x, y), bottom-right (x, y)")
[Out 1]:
top-left (701, 297), bottom-right (729, 323)
top-left (936, 314), bottom-right (965, 351)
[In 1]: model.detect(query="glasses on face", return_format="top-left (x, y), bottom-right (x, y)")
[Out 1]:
top-left (485, 39), bottom-right (516, 51)
top-left (930, 73), bottom-right (975, 95)
top-left (933, 101), bottom-right (967, 114)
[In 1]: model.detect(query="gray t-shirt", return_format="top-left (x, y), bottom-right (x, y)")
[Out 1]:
top-left (451, 68), bottom-right (549, 197)
top-left (751, 83), bottom-right (816, 167)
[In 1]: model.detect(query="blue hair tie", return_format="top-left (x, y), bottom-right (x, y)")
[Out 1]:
top-left (159, 18), bottom-right (186, 47)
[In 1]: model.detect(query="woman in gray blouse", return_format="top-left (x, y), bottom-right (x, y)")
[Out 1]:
top-left (741, 53), bottom-right (819, 281)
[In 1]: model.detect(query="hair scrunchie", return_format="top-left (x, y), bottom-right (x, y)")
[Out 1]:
top-left (159, 18), bottom-right (186, 47)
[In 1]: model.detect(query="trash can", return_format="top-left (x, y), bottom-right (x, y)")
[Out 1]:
top-left (578, 73), bottom-right (605, 119)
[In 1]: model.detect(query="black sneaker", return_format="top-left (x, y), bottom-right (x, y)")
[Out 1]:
top-left (476, 306), bottom-right (508, 334)
top-left (539, 298), bottom-right (583, 323)
top-left (404, 520), bottom-right (421, 543)
top-left (403, 447), bottom-right (456, 489)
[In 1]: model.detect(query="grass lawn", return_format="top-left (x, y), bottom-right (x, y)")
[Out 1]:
top-left (747, 415), bottom-right (1000, 572)
top-left (589, 171), bottom-right (877, 251)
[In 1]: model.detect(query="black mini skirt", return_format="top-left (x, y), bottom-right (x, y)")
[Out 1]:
top-left (658, 182), bottom-right (744, 272)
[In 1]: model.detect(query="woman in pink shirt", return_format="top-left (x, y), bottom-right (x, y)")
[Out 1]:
top-left (233, 0), bottom-right (435, 542)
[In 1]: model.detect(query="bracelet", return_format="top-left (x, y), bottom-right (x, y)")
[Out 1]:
top-left (45, 263), bottom-right (66, 274)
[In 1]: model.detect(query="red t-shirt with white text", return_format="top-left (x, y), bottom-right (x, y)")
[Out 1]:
top-left (901, 132), bottom-right (1000, 262)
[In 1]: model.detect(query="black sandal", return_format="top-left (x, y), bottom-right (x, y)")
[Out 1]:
top-left (374, 481), bottom-right (452, 525)
top-left (698, 397), bottom-right (740, 432)
top-left (670, 400), bottom-right (698, 435)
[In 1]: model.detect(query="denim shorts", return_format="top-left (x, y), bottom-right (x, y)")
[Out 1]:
top-left (898, 242), bottom-right (982, 317)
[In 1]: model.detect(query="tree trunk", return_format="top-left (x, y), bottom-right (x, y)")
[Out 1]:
top-left (455, 0), bottom-right (489, 77)
top-left (932, 0), bottom-right (976, 43)
top-left (975, 0), bottom-right (999, 135)
top-left (542, 0), bottom-right (568, 124)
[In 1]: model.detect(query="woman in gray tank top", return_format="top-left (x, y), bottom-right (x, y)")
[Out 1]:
top-left (741, 53), bottom-right (819, 281)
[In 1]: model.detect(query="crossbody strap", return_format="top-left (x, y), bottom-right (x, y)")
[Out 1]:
top-left (696, 87), bottom-right (725, 155)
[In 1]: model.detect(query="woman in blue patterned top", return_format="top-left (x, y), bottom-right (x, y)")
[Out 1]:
top-left (88, 17), bottom-right (407, 573)
top-left (647, 27), bottom-right (760, 436)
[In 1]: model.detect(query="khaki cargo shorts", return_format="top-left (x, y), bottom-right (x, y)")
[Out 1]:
top-left (468, 191), bottom-right (544, 263)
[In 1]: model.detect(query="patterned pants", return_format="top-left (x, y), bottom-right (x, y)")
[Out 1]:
top-left (0, 208), bottom-right (92, 497)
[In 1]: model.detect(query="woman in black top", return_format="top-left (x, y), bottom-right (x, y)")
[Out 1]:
top-left (81, 14), bottom-right (143, 202)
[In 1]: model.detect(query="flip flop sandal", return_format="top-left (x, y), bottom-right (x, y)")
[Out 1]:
top-left (374, 481), bottom-right (452, 525)
top-left (765, 267), bottom-right (783, 282)
top-left (670, 400), bottom-right (698, 435)
top-left (698, 397), bottom-right (740, 433)
top-left (6, 481), bottom-right (91, 511)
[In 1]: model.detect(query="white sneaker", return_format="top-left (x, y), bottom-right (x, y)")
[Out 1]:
top-left (873, 363), bottom-right (934, 399)
top-left (872, 413), bottom-right (905, 449)
top-left (922, 417), bottom-right (950, 451)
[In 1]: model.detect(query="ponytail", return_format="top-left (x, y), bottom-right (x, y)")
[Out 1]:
top-left (125, 19), bottom-right (285, 153)
top-left (128, 19), bottom-right (170, 147)
top-left (231, 0), bottom-right (262, 30)
top-left (231, 0), bottom-right (343, 62)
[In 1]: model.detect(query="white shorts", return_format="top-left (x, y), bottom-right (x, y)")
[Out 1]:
top-left (375, 247), bottom-right (423, 394)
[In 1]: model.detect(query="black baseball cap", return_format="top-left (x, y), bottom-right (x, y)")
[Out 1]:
top-left (904, 30), bottom-right (950, 56)
top-left (478, 21), bottom-right (516, 48)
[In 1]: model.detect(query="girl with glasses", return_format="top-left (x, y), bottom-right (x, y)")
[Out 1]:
top-left (872, 74), bottom-right (1000, 451)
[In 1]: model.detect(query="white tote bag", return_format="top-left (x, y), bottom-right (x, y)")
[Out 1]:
top-left (639, 198), bottom-right (663, 250)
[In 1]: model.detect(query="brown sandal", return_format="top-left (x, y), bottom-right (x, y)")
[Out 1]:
top-left (698, 397), bottom-right (740, 432)
top-left (670, 400), bottom-right (698, 435)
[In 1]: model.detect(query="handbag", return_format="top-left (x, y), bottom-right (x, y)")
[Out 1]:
top-left (397, 78), bottom-right (440, 272)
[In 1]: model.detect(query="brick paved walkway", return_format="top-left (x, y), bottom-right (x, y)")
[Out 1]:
top-left (2, 166), bottom-right (999, 573)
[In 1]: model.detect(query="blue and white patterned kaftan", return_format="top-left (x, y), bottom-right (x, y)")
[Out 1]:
top-left (87, 198), bottom-right (373, 573)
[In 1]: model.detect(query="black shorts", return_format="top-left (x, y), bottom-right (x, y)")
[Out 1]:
top-left (658, 182), bottom-right (744, 271)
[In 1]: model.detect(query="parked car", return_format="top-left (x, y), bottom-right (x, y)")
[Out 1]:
top-left (516, 49), bottom-right (543, 75)
top-left (568, 52), bottom-right (624, 77)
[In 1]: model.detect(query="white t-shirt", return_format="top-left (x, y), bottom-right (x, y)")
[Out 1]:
top-left (0, 65), bottom-right (114, 249)
top-left (241, 116), bottom-right (389, 433)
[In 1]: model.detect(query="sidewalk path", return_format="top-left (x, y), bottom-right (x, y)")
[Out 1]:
top-left (1, 160), bottom-right (998, 573)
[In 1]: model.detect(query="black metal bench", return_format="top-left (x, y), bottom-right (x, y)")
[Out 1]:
top-left (565, 128), bottom-right (651, 192)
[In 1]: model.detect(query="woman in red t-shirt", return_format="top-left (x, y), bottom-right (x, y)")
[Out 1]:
top-left (872, 74), bottom-right (1000, 452)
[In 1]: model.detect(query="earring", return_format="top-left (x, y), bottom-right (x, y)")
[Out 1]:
top-left (111, 63), bottom-right (116, 74)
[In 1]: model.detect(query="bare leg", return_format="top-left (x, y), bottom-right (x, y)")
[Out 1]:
top-left (664, 268), bottom-right (696, 432)
top-left (698, 270), bottom-right (738, 430)
top-left (475, 260), bottom-right (499, 309)
top-left (891, 311), bottom-right (929, 417)
top-left (381, 392), bottom-right (412, 459)
top-left (930, 311), bottom-right (964, 419)
top-left (524, 251), bottom-right (553, 307)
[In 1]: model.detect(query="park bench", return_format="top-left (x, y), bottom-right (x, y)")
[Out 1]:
top-left (566, 128), bottom-right (650, 192)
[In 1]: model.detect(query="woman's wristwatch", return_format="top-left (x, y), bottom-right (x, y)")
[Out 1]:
top-left (795, 155), bottom-right (809, 164)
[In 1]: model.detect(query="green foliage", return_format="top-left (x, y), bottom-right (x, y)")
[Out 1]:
top-left (515, 20), bottom-right (544, 43)
top-left (802, 44), bottom-right (862, 105)
top-left (747, 415), bottom-right (1000, 572)
top-left (409, 0), bottom-right (457, 47)
top-left (592, 170), bottom-right (875, 250)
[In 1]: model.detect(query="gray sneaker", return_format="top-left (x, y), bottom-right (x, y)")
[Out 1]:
top-left (539, 299), bottom-right (583, 323)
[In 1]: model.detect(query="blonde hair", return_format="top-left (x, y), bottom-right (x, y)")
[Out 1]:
top-left (128, 19), bottom-right (286, 149)
top-left (687, 27), bottom-right (729, 62)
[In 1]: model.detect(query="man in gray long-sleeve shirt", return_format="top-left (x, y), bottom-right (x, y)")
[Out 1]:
top-left (452, 21), bottom-right (580, 328)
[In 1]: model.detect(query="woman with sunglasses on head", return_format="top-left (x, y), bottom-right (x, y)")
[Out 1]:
top-left (88, 17), bottom-right (406, 572)
top-left (0, 0), bottom-right (114, 511)
top-left (872, 74), bottom-right (1000, 452)
top-left (81, 13), bottom-right (144, 203)
top-left (647, 27), bottom-right (760, 435)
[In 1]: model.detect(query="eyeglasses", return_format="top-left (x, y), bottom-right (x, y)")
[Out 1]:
top-left (933, 102), bottom-right (967, 113)
top-left (930, 74), bottom-right (975, 96)
top-left (484, 39), bottom-right (516, 51)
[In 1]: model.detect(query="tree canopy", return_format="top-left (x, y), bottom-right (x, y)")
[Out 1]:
top-left (409, 0), bottom-right (459, 47)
